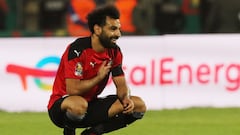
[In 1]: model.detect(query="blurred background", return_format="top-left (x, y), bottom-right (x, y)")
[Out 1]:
top-left (1, 2), bottom-right (240, 134)
top-left (0, 0), bottom-right (239, 37)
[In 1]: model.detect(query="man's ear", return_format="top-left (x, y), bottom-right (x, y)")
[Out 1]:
top-left (94, 24), bottom-right (102, 35)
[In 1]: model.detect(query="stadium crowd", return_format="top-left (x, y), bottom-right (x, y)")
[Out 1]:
top-left (0, 0), bottom-right (240, 37)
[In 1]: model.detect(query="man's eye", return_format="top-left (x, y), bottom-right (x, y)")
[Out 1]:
top-left (111, 26), bottom-right (117, 30)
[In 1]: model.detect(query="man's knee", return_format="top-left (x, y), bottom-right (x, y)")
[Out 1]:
top-left (131, 96), bottom-right (147, 113)
top-left (109, 96), bottom-right (147, 117)
top-left (62, 96), bottom-right (88, 115)
top-left (62, 96), bottom-right (88, 128)
top-left (108, 99), bottom-right (125, 117)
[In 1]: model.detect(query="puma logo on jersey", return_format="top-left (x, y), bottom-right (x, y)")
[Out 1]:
top-left (74, 50), bottom-right (81, 57)
top-left (90, 62), bottom-right (96, 68)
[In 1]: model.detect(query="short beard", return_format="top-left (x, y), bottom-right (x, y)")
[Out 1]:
top-left (98, 34), bottom-right (117, 48)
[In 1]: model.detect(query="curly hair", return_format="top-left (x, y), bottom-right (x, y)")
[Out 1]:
top-left (87, 4), bottom-right (120, 33)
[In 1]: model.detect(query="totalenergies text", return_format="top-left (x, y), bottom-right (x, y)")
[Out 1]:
top-left (111, 57), bottom-right (240, 91)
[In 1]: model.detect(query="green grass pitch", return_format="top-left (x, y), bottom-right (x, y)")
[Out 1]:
top-left (1, 108), bottom-right (240, 135)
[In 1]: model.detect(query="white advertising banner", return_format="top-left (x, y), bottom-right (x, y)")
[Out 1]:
top-left (1, 35), bottom-right (240, 112)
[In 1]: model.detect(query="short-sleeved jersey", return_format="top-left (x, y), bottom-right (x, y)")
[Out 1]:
top-left (47, 37), bottom-right (124, 109)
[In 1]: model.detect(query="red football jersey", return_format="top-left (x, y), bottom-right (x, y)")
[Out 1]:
top-left (48, 37), bottom-right (124, 109)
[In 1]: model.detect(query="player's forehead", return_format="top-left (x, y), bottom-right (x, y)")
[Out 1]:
top-left (104, 16), bottom-right (121, 28)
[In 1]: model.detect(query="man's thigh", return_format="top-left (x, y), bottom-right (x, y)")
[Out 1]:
top-left (82, 95), bottom-right (118, 127)
top-left (48, 95), bottom-right (118, 128)
top-left (48, 97), bottom-right (66, 128)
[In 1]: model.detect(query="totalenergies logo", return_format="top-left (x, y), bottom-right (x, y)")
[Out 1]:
top-left (6, 56), bottom-right (60, 91)
top-left (6, 56), bottom-right (240, 92)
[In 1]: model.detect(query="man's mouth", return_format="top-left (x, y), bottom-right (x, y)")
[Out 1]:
top-left (111, 37), bottom-right (119, 43)
top-left (111, 38), bottom-right (117, 43)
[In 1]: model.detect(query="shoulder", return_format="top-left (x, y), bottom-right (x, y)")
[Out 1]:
top-left (68, 37), bottom-right (92, 60)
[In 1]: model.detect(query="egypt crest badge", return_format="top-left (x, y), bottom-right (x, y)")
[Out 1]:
top-left (75, 62), bottom-right (83, 76)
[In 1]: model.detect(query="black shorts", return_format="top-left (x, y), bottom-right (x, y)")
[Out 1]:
top-left (48, 95), bottom-right (118, 128)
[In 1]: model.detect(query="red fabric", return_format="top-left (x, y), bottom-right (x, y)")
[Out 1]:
top-left (48, 37), bottom-right (123, 109)
top-left (181, 0), bottom-right (199, 15)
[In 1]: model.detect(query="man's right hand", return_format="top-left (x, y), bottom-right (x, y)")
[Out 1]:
top-left (97, 61), bottom-right (111, 80)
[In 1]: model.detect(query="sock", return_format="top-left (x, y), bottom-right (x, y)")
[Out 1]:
top-left (63, 127), bottom-right (75, 135)
top-left (125, 112), bottom-right (145, 124)
top-left (92, 112), bottom-right (145, 134)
